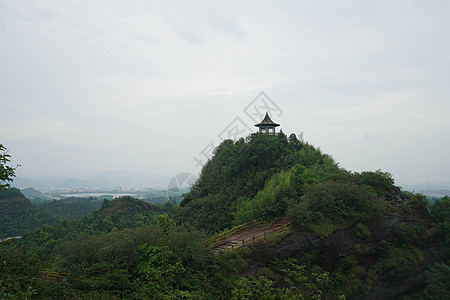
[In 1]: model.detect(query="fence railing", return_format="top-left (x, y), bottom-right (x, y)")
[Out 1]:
top-left (202, 218), bottom-right (263, 246)
top-left (228, 222), bottom-right (290, 251)
top-left (41, 271), bottom-right (70, 283)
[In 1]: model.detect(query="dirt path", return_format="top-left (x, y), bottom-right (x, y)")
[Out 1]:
top-left (210, 219), bottom-right (289, 253)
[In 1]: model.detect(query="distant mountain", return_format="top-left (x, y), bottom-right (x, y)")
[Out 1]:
top-left (55, 178), bottom-right (113, 189)
top-left (12, 177), bottom-right (49, 189)
top-left (400, 181), bottom-right (450, 198)
top-left (85, 171), bottom-right (172, 188)
top-left (400, 181), bottom-right (450, 191)
top-left (20, 188), bottom-right (49, 199)
top-left (12, 171), bottom-right (172, 189)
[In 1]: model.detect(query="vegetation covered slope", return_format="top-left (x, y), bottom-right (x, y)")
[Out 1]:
top-left (176, 132), bottom-right (394, 235)
top-left (0, 188), bottom-right (59, 239)
top-left (0, 189), bottom-right (104, 239)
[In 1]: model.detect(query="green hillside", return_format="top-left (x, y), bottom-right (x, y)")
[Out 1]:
top-left (176, 132), bottom-right (394, 235)
top-left (0, 189), bottom-right (103, 239)
top-left (0, 188), bottom-right (32, 212)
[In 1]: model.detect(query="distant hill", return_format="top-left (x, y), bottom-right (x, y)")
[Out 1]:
top-left (55, 178), bottom-right (113, 189)
top-left (401, 181), bottom-right (450, 195)
top-left (0, 188), bottom-right (31, 215)
top-left (0, 190), bottom-right (102, 239)
top-left (98, 196), bottom-right (156, 219)
top-left (20, 187), bottom-right (49, 200)
top-left (12, 171), bottom-right (172, 189)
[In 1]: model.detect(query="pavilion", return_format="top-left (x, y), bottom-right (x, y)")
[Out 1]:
top-left (254, 112), bottom-right (280, 135)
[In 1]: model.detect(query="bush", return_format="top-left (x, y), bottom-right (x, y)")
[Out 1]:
top-left (288, 181), bottom-right (381, 238)
top-left (355, 170), bottom-right (395, 196)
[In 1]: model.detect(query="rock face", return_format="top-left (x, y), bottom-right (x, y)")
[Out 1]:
top-left (244, 203), bottom-right (447, 299)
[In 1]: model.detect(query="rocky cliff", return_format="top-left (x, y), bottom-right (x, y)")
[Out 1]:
top-left (243, 190), bottom-right (448, 299)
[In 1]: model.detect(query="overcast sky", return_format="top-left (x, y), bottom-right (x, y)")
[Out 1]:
top-left (1, 0), bottom-right (450, 186)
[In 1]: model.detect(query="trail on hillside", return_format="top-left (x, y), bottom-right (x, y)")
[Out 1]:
top-left (210, 219), bottom-right (290, 253)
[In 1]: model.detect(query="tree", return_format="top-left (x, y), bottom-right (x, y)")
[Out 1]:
top-left (0, 144), bottom-right (17, 190)
top-left (430, 196), bottom-right (450, 224)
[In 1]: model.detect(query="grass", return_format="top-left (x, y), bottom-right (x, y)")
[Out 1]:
top-left (307, 219), bottom-right (353, 239)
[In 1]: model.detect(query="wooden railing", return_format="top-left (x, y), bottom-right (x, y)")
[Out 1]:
top-left (228, 222), bottom-right (290, 251)
top-left (202, 218), bottom-right (263, 246)
top-left (41, 271), bottom-right (70, 283)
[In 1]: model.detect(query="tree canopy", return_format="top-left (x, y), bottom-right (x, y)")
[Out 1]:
top-left (0, 144), bottom-right (16, 190)
top-left (175, 133), bottom-right (395, 233)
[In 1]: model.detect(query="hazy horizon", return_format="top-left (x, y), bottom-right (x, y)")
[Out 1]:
top-left (2, 1), bottom-right (450, 186)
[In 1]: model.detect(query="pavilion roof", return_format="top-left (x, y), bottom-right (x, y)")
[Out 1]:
top-left (254, 112), bottom-right (280, 127)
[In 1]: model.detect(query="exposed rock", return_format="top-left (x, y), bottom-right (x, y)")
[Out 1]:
top-left (243, 203), bottom-right (447, 299)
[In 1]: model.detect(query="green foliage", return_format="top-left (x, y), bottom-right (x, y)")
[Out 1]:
top-left (58, 226), bottom-right (164, 293)
top-left (5, 198), bottom-right (246, 299)
top-left (15, 197), bottom-right (175, 261)
top-left (394, 223), bottom-right (433, 247)
top-left (234, 171), bottom-right (294, 223)
top-left (177, 133), bottom-right (341, 232)
top-left (231, 276), bottom-right (276, 300)
top-left (406, 193), bottom-right (429, 209)
top-left (0, 188), bottom-right (58, 239)
top-left (231, 255), bottom-right (352, 299)
top-left (355, 223), bottom-right (371, 238)
top-left (0, 194), bottom-right (104, 239)
top-left (157, 213), bottom-right (176, 236)
top-left (1, 131), bottom-right (441, 299)
top-left (404, 262), bottom-right (450, 300)
top-left (354, 170), bottom-right (394, 196)
top-left (265, 228), bottom-right (293, 246)
top-left (0, 187), bottom-right (25, 202)
top-left (0, 241), bottom-right (41, 299)
top-left (430, 196), bottom-right (450, 224)
top-left (0, 145), bottom-right (17, 190)
top-left (423, 262), bottom-right (450, 299)
top-left (134, 244), bottom-right (187, 298)
top-left (288, 181), bottom-right (382, 238)
top-left (430, 196), bottom-right (450, 254)
top-left (41, 197), bottom-right (104, 220)
top-left (365, 242), bottom-right (423, 289)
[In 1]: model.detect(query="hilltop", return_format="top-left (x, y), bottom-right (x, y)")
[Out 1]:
top-left (20, 188), bottom-right (49, 201)
top-left (98, 196), bottom-right (156, 218)
top-left (176, 132), bottom-right (393, 234)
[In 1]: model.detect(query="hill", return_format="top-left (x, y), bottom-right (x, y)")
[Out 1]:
top-left (0, 188), bottom-right (32, 215)
top-left (0, 189), bottom-right (103, 239)
top-left (20, 187), bottom-right (50, 202)
top-left (176, 132), bottom-right (394, 234)
top-left (174, 132), bottom-right (449, 298)
top-left (0, 188), bottom-right (56, 239)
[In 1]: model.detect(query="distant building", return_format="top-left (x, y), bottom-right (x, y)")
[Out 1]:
top-left (254, 112), bottom-right (280, 135)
